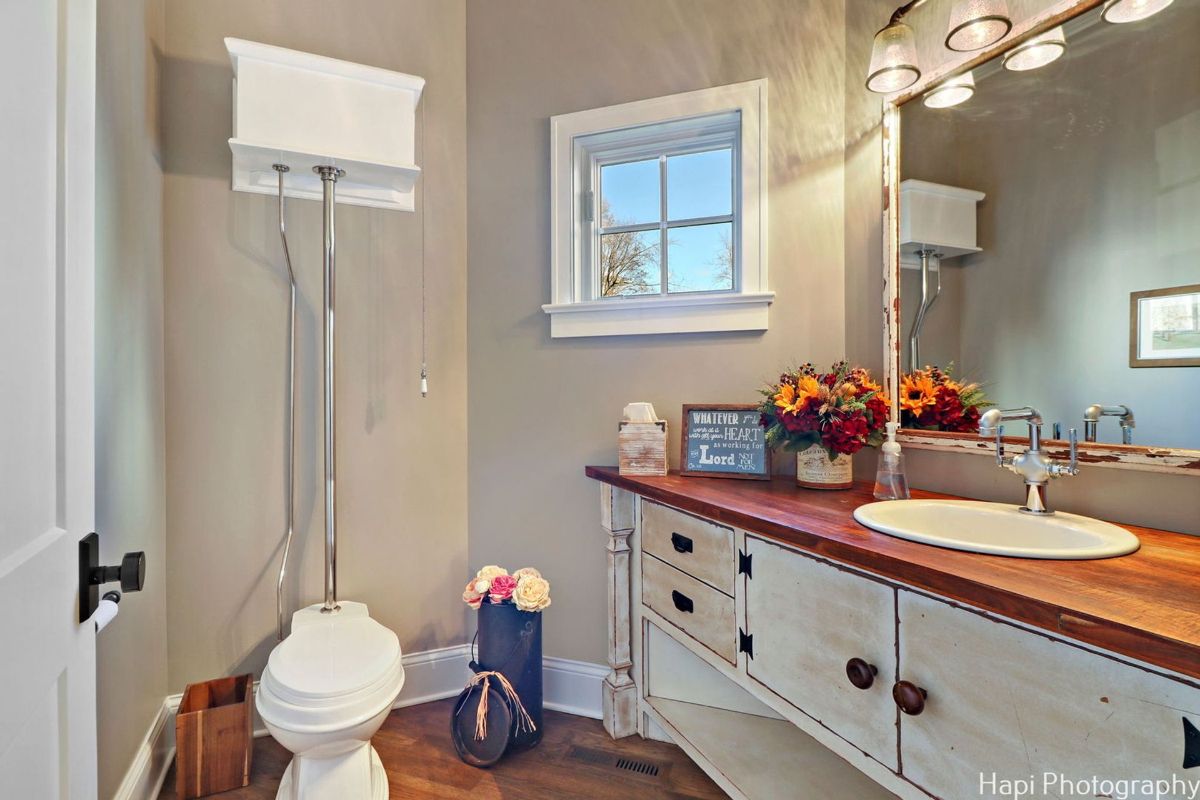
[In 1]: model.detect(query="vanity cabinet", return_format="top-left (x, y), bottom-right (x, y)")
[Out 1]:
top-left (743, 535), bottom-right (899, 770)
top-left (592, 474), bottom-right (1200, 800)
top-left (897, 590), bottom-right (1200, 799)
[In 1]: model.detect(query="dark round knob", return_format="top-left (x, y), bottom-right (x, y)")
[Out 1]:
top-left (893, 680), bottom-right (928, 715)
top-left (845, 658), bottom-right (878, 690)
top-left (120, 551), bottom-right (145, 593)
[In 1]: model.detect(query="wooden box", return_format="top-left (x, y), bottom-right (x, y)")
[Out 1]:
top-left (618, 420), bottom-right (668, 476)
top-left (175, 674), bottom-right (254, 799)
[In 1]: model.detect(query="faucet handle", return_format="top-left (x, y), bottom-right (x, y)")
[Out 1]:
top-left (1052, 428), bottom-right (1080, 478)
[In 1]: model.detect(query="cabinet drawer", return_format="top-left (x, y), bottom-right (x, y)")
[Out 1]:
top-left (642, 554), bottom-right (737, 664)
top-left (641, 500), bottom-right (735, 594)
top-left (743, 536), bottom-right (898, 769)
top-left (898, 590), bottom-right (1200, 799)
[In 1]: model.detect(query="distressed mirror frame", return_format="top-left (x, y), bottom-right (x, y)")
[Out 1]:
top-left (881, 0), bottom-right (1200, 477)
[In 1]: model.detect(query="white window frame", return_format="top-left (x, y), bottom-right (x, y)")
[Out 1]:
top-left (545, 80), bottom-right (771, 338)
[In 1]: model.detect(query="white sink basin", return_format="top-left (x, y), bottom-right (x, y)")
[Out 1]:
top-left (853, 499), bottom-right (1140, 560)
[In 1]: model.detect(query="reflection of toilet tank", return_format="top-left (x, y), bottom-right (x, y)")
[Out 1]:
top-left (900, 180), bottom-right (985, 268)
top-left (225, 38), bottom-right (424, 211)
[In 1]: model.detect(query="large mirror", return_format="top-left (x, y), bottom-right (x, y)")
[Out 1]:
top-left (891, 0), bottom-right (1200, 460)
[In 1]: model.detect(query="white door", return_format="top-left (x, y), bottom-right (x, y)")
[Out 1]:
top-left (0, 0), bottom-right (98, 798)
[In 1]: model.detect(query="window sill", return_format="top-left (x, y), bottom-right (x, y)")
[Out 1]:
top-left (541, 291), bottom-right (774, 339)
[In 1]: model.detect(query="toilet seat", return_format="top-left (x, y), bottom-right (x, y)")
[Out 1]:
top-left (259, 614), bottom-right (404, 734)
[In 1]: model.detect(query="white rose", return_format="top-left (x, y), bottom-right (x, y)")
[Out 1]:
top-left (472, 578), bottom-right (491, 594)
top-left (513, 575), bottom-right (551, 612)
top-left (511, 567), bottom-right (541, 582)
top-left (475, 565), bottom-right (508, 583)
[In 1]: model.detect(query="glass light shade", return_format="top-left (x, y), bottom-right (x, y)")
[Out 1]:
top-left (1002, 26), bottom-right (1067, 71)
top-left (1102, 0), bottom-right (1174, 23)
top-left (866, 22), bottom-right (921, 93)
top-left (923, 71), bottom-right (976, 108)
top-left (945, 0), bottom-right (1013, 51)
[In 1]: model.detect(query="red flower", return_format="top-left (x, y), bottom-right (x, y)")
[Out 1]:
top-left (488, 575), bottom-right (518, 604)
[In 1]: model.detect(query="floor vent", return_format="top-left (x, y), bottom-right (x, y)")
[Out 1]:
top-left (566, 746), bottom-right (664, 780)
top-left (615, 756), bottom-right (660, 777)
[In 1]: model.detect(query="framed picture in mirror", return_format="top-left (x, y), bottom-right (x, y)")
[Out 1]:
top-left (1130, 285), bottom-right (1200, 368)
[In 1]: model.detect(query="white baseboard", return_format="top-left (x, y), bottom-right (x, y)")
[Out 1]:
top-left (544, 656), bottom-right (607, 719)
top-left (115, 645), bottom-right (606, 800)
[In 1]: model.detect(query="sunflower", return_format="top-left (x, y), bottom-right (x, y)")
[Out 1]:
top-left (900, 372), bottom-right (938, 414)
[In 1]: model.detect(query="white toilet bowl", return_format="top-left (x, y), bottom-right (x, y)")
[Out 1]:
top-left (257, 601), bottom-right (405, 800)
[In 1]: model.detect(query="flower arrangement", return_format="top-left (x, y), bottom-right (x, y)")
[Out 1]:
top-left (757, 361), bottom-right (890, 457)
top-left (900, 366), bottom-right (991, 433)
top-left (463, 565), bottom-right (551, 613)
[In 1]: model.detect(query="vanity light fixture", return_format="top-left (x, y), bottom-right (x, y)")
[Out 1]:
top-left (1101, 0), bottom-right (1174, 23)
top-left (1002, 26), bottom-right (1067, 71)
top-left (866, 0), bottom-right (926, 94)
top-left (945, 0), bottom-right (1013, 51)
top-left (923, 71), bottom-right (975, 108)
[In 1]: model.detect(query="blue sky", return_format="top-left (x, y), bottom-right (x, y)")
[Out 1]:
top-left (601, 148), bottom-right (733, 293)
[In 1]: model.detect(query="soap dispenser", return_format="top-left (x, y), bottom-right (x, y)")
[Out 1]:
top-left (873, 422), bottom-right (910, 500)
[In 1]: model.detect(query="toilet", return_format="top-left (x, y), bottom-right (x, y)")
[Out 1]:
top-left (257, 601), bottom-right (405, 800)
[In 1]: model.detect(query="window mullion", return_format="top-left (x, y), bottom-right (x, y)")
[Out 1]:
top-left (659, 153), bottom-right (668, 295)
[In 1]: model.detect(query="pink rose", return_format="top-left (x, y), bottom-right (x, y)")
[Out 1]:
top-left (462, 579), bottom-right (485, 610)
top-left (488, 574), bottom-right (518, 604)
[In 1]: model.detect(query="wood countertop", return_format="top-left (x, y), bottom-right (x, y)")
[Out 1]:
top-left (586, 466), bottom-right (1200, 681)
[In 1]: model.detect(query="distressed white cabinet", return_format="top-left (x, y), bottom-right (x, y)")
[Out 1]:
top-left (597, 485), bottom-right (1200, 800)
top-left (897, 590), bottom-right (1200, 800)
top-left (744, 536), bottom-right (899, 770)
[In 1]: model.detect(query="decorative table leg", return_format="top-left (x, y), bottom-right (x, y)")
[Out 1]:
top-left (601, 484), bottom-right (638, 739)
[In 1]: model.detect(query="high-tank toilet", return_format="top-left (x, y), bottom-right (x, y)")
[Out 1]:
top-left (257, 602), bottom-right (405, 800)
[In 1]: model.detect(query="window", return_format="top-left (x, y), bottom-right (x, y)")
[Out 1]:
top-left (546, 81), bottom-right (771, 338)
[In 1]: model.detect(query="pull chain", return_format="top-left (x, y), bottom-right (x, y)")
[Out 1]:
top-left (418, 102), bottom-right (429, 397)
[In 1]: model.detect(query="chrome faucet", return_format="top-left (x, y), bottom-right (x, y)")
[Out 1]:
top-left (979, 406), bottom-right (1078, 515)
top-left (1083, 404), bottom-right (1135, 445)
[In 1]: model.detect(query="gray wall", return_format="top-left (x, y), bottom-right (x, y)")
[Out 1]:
top-left (466, 0), bottom-right (848, 664)
top-left (161, 0), bottom-right (469, 690)
top-left (95, 0), bottom-right (169, 796)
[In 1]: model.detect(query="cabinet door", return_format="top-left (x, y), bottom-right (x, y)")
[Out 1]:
top-left (744, 536), bottom-right (899, 770)
top-left (898, 590), bottom-right (1200, 799)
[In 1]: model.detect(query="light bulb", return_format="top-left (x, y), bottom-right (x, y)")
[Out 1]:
top-left (866, 22), bottom-right (921, 93)
top-left (923, 71), bottom-right (976, 108)
top-left (946, 0), bottom-right (1013, 51)
top-left (1002, 26), bottom-right (1067, 71)
top-left (1102, 0), bottom-right (1173, 23)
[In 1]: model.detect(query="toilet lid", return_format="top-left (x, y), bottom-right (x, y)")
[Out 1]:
top-left (267, 616), bottom-right (401, 699)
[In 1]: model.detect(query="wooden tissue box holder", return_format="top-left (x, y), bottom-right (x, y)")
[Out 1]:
top-left (175, 673), bottom-right (254, 799)
top-left (619, 420), bottom-right (668, 476)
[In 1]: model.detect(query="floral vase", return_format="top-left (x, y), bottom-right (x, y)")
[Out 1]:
top-left (796, 446), bottom-right (853, 490)
top-left (477, 601), bottom-right (543, 750)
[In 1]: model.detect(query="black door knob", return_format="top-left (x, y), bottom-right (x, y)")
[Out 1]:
top-left (845, 658), bottom-right (878, 690)
top-left (92, 551), bottom-right (145, 593)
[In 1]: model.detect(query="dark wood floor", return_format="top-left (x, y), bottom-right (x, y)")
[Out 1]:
top-left (157, 698), bottom-right (725, 799)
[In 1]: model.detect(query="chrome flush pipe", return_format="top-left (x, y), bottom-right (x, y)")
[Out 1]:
top-left (273, 164), bottom-right (297, 639)
top-left (1083, 404), bottom-right (1135, 445)
top-left (317, 165), bottom-right (345, 613)
top-left (908, 249), bottom-right (941, 372)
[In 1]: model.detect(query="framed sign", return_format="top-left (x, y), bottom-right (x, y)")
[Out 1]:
top-left (1130, 284), bottom-right (1200, 368)
top-left (680, 404), bottom-right (771, 480)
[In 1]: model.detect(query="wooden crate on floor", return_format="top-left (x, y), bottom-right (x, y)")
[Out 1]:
top-left (175, 673), bottom-right (254, 799)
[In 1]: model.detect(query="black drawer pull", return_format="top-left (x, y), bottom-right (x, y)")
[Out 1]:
top-left (671, 590), bottom-right (694, 614)
top-left (671, 532), bottom-right (694, 554)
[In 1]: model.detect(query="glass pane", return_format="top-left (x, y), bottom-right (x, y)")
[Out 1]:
top-left (600, 230), bottom-right (661, 297)
top-left (667, 222), bottom-right (733, 293)
top-left (667, 149), bottom-right (732, 221)
top-left (600, 159), bottom-right (660, 227)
